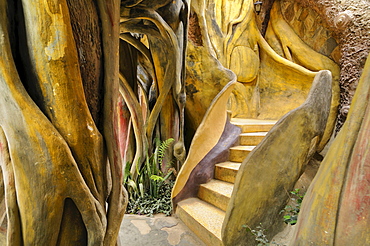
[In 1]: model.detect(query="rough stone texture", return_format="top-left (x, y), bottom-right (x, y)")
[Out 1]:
top-left (66, 0), bottom-right (104, 127)
top-left (222, 71), bottom-right (333, 246)
top-left (257, 0), bottom-right (276, 36)
top-left (280, 0), bottom-right (339, 63)
top-left (188, 11), bottom-right (203, 47)
top-left (292, 0), bottom-right (370, 131)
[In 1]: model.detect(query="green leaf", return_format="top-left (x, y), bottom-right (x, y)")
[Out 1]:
top-left (127, 179), bottom-right (138, 193)
top-left (150, 174), bottom-right (164, 182)
top-left (124, 161), bottom-right (132, 184)
top-left (139, 183), bottom-right (145, 198)
top-left (157, 138), bottom-right (174, 166)
top-left (135, 156), bottom-right (142, 176)
top-left (162, 170), bottom-right (173, 181)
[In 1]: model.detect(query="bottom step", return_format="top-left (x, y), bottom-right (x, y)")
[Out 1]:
top-left (176, 198), bottom-right (224, 246)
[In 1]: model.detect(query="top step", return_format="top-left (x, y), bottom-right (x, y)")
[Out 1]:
top-left (230, 118), bottom-right (277, 133)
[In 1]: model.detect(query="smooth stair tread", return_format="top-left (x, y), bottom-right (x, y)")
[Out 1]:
top-left (215, 162), bottom-right (241, 183)
top-left (230, 118), bottom-right (277, 124)
top-left (177, 197), bottom-right (224, 246)
top-left (240, 132), bottom-right (268, 136)
top-left (176, 118), bottom-right (276, 246)
top-left (230, 145), bottom-right (256, 151)
top-left (231, 118), bottom-right (276, 133)
top-left (229, 145), bottom-right (255, 162)
top-left (240, 132), bottom-right (268, 145)
top-left (198, 179), bottom-right (234, 211)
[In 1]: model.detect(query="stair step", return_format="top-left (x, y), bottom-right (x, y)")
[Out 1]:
top-left (215, 162), bottom-right (241, 183)
top-left (175, 118), bottom-right (277, 246)
top-left (240, 132), bottom-right (267, 146)
top-left (198, 179), bottom-right (234, 211)
top-left (231, 118), bottom-right (276, 133)
top-left (176, 197), bottom-right (224, 246)
top-left (229, 146), bottom-right (255, 162)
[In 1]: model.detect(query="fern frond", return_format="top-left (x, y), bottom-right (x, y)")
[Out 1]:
top-left (157, 138), bottom-right (174, 166)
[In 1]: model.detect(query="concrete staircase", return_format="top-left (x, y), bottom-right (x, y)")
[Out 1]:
top-left (176, 119), bottom-right (276, 246)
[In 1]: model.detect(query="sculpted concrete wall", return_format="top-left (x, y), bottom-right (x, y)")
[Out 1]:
top-left (187, 0), bottom-right (338, 118)
top-left (222, 71), bottom-right (333, 246)
top-left (290, 54), bottom-right (370, 246)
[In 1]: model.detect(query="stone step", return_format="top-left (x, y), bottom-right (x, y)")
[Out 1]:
top-left (240, 132), bottom-right (268, 146)
top-left (231, 118), bottom-right (276, 133)
top-left (175, 118), bottom-right (277, 246)
top-left (198, 179), bottom-right (234, 211)
top-left (176, 197), bottom-right (224, 246)
top-left (215, 162), bottom-right (241, 183)
top-left (229, 146), bottom-right (255, 163)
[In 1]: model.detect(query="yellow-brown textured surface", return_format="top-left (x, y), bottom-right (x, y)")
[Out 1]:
top-left (0, 0), bottom-right (126, 244)
top-left (215, 162), bottom-right (241, 183)
top-left (229, 146), bottom-right (255, 163)
top-left (290, 55), bottom-right (370, 246)
top-left (230, 119), bottom-right (276, 133)
top-left (187, 0), bottom-right (340, 150)
top-left (185, 42), bottom-right (236, 133)
top-left (239, 132), bottom-right (267, 146)
top-left (0, 1), bottom-right (107, 244)
top-left (177, 198), bottom-right (224, 246)
top-left (222, 71), bottom-right (333, 246)
top-left (172, 81), bottom-right (236, 199)
top-left (198, 179), bottom-right (234, 212)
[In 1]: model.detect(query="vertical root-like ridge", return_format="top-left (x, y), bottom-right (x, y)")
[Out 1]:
top-left (0, 126), bottom-right (22, 246)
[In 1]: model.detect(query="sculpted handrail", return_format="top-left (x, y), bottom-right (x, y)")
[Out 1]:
top-left (172, 78), bottom-right (240, 206)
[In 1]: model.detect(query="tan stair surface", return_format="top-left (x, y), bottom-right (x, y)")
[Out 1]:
top-left (176, 119), bottom-right (276, 246)
top-left (240, 132), bottom-right (267, 145)
top-left (229, 146), bottom-right (255, 162)
top-left (176, 198), bottom-right (224, 246)
top-left (231, 118), bottom-right (276, 133)
top-left (215, 162), bottom-right (241, 183)
top-left (198, 179), bottom-right (234, 211)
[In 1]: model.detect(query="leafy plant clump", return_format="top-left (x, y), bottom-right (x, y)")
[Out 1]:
top-left (243, 223), bottom-right (285, 246)
top-left (243, 223), bottom-right (270, 246)
top-left (281, 188), bottom-right (305, 225)
top-left (124, 138), bottom-right (175, 216)
top-left (126, 180), bottom-right (174, 216)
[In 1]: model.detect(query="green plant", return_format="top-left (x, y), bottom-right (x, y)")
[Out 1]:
top-left (281, 188), bottom-right (305, 225)
top-left (243, 223), bottom-right (286, 246)
top-left (124, 138), bottom-right (175, 216)
top-left (126, 181), bottom-right (174, 216)
top-left (243, 223), bottom-right (270, 246)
